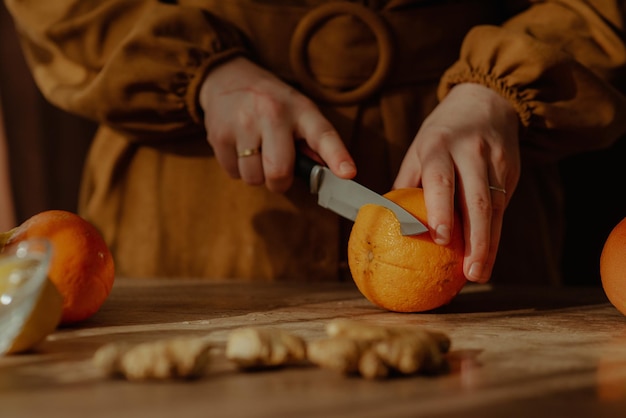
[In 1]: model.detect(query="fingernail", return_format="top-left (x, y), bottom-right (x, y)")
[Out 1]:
top-left (434, 225), bottom-right (450, 245)
top-left (339, 161), bottom-right (356, 176)
top-left (468, 262), bottom-right (484, 282)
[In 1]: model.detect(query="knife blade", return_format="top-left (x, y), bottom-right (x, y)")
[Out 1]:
top-left (295, 153), bottom-right (428, 236)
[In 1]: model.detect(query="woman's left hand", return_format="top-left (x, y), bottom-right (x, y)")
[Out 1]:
top-left (394, 83), bottom-right (521, 283)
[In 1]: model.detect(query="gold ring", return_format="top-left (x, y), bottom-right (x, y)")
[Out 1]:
top-left (237, 147), bottom-right (261, 158)
top-left (489, 185), bottom-right (507, 194)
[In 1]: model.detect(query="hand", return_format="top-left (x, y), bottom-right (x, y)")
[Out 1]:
top-left (198, 57), bottom-right (356, 193)
top-left (394, 83), bottom-right (521, 283)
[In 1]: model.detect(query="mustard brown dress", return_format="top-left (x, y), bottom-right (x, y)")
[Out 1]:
top-left (4, 0), bottom-right (626, 284)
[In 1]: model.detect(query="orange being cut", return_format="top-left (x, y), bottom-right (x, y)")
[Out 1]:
top-left (600, 217), bottom-right (626, 315)
top-left (348, 188), bottom-right (466, 312)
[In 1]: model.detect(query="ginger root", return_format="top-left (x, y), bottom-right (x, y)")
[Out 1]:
top-left (307, 319), bottom-right (450, 379)
top-left (92, 321), bottom-right (451, 382)
top-left (93, 337), bottom-right (212, 381)
top-left (225, 327), bottom-right (307, 369)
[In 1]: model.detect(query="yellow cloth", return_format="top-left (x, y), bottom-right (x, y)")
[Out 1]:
top-left (4, 0), bottom-right (626, 284)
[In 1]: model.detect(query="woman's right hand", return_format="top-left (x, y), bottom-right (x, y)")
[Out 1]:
top-left (198, 57), bottom-right (356, 193)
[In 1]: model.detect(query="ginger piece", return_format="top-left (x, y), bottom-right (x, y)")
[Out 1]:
top-left (327, 319), bottom-right (451, 353)
top-left (307, 319), bottom-right (451, 379)
top-left (307, 337), bottom-right (391, 379)
top-left (326, 319), bottom-right (395, 341)
top-left (358, 347), bottom-right (390, 379)
top-left (225, 327), bottom-right (307, 369)
top-left (307, 335), bottom-right (393, 379)
top-left (306, 337), bottom-right (370, 374)
top-left (93, 336), bottom-right (212, 381)
top-left (373, 332), bottom-right (447, 375)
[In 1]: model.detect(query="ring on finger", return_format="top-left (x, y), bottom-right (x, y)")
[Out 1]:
top-left (237, 147), bottom-right (262, 158)
top-left (488, 185), bottom-right (507, 194)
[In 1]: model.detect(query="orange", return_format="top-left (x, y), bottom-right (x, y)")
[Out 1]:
top-left (600, 217), bottom-right (626, 315)
top-left (0, 210), bottom-right (115, 324)
top-left (348, 188), bottom-right (466, 312)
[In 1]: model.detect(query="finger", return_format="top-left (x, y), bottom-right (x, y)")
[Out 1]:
top-left (419, 152), bottom-right (456, 246)
top-left (236, 143), bottom-right (264, 186)
top-left (296, 110), bottom-right (355, 179)
top-left (258, 123), bottom-right (296, 193)
top-left (456, 163), bottom-right (492, 283)
top-left (207, 129), bottom-right (241, 179)
top-left (483, 184), bottom-right (506, 279)
top-left (482, 159), bottom-right (509, 276)
top-left (231, 106), bottom-right (266, 184)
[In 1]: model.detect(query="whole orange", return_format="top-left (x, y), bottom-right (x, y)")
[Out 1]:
top-left (600, 217), bottom-right (626, 315)
top-left (0, 210), bottom-right (115, 324)
top-left (348, 188), bottom-right (466, 312)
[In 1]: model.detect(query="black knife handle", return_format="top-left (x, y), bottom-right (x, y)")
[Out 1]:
top-left (294, 151), bottom-right (317, 179)
top-left (295, 151), bottom-right (323, 194)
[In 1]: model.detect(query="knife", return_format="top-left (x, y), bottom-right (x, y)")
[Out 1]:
top-left (295, 153), bottom-right (428, 236)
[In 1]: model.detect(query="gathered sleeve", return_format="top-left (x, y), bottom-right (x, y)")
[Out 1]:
top-left (3, 0), bottom-right (249, 141)
top-left (438, 0), bottom-right (626, 159)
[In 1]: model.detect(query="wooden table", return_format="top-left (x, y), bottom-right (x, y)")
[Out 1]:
top-left (2, 278), bottom-right (626, 418)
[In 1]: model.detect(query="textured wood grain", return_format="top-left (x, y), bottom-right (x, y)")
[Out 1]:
top-left (1, 279), bottom-right (625, 418)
